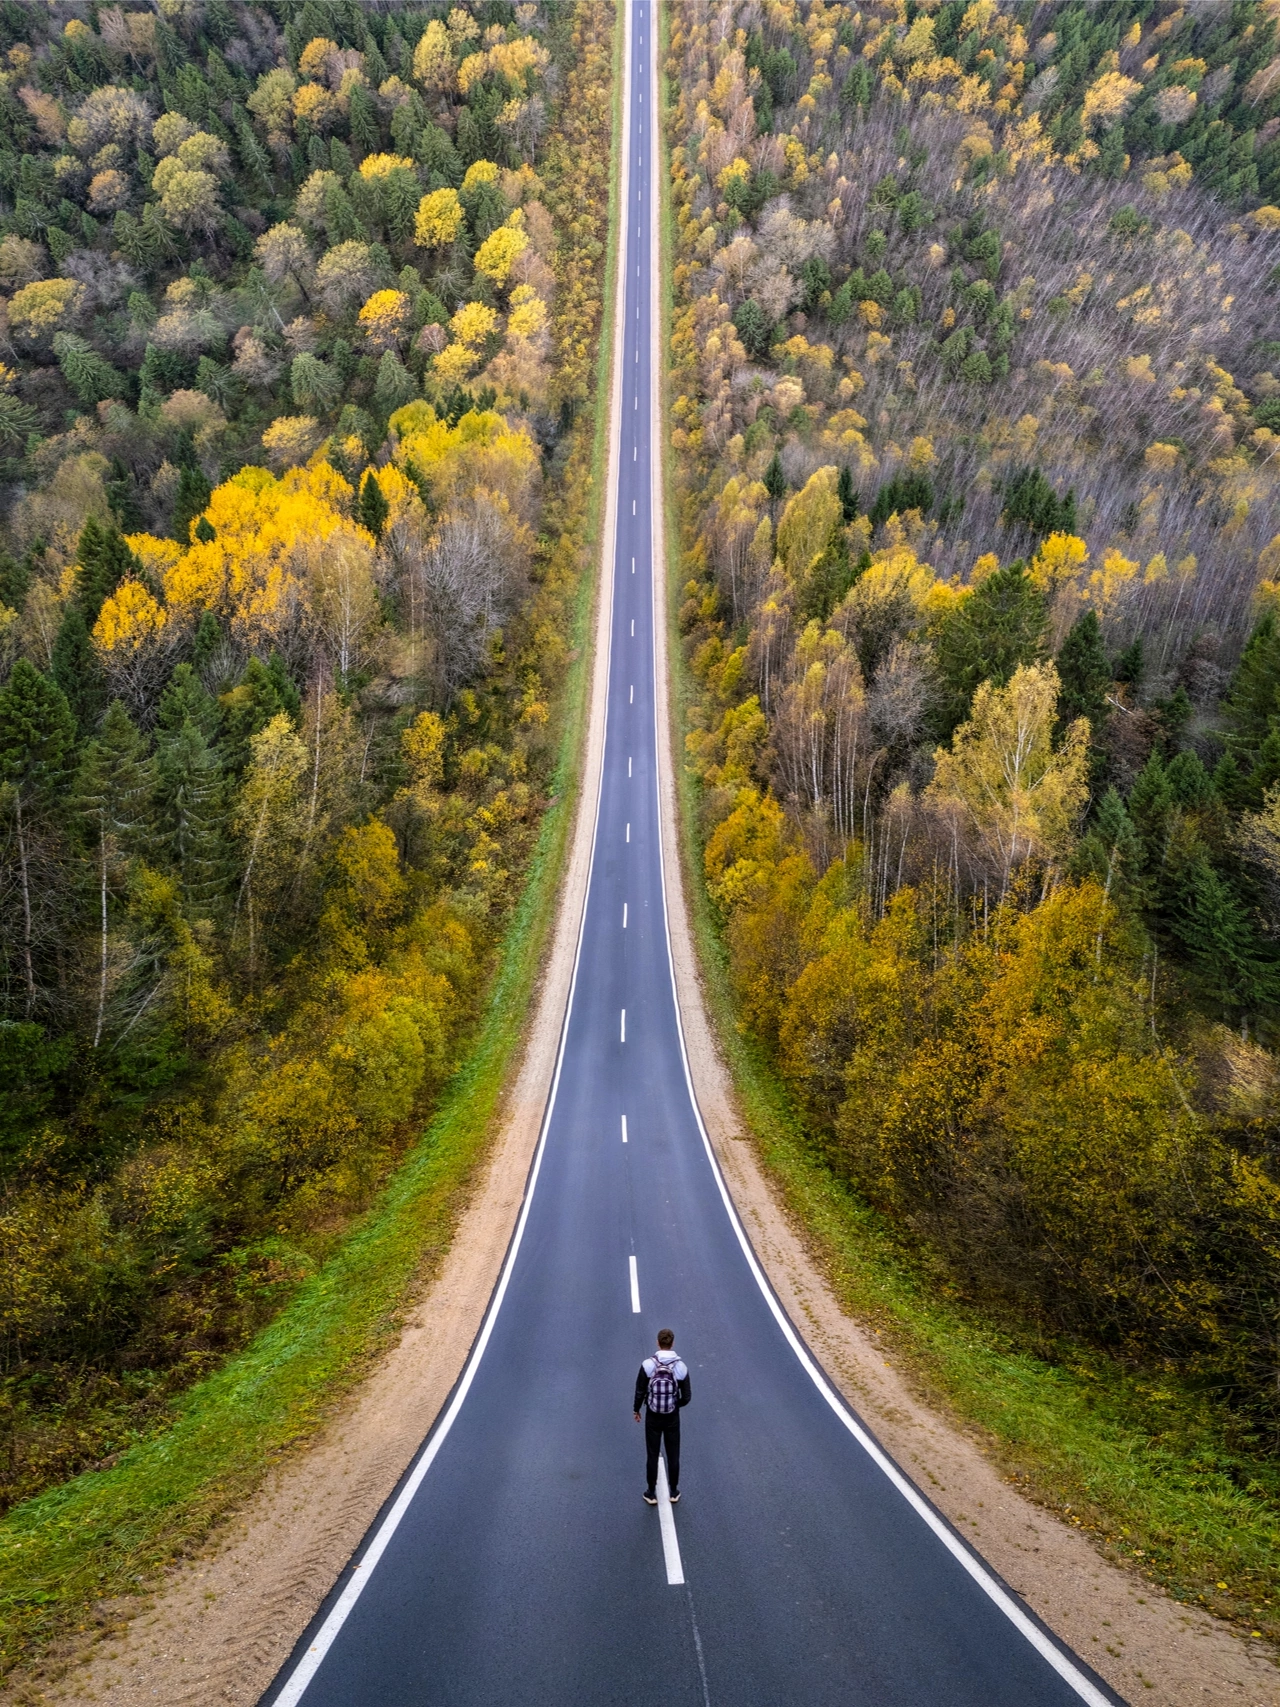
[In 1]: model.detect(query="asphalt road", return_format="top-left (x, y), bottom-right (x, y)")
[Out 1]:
top-left (263, 5), bottom-right (1122, 1702)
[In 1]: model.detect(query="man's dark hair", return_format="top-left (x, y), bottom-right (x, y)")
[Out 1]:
top-left (657, 1328), bottom-right (675, 1349)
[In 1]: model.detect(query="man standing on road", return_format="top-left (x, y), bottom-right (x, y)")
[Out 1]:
top-left (633, 1328), bottom-right (690, 1505)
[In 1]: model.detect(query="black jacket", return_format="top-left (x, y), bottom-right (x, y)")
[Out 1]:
top-left (634, 1356), bottom-right (691, 1414)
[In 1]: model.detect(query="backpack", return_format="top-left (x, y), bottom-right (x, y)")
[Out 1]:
top-left (647, 1357), bottom-right (679, 1415)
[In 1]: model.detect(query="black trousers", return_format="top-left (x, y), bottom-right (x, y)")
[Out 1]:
top-left (644, 1408), bottom-right (680, 1494)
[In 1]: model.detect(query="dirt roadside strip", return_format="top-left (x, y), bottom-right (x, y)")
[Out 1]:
top-left (26, 28), bottom-right (1279, 1707)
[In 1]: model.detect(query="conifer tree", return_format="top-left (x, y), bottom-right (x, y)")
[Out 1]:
top-left (1173, 856), bottom-right (1279, 1021)
top-left (156, 717), bottom-right (229, 915)
top-left (171, 464), bottom-right (213, 547)
top-left (1056, 610), bottom-right (1110, 734)
top-left (359, 469), bottom-right (390, 541)
top-left (157, 663), bottom-right (221, 742)
top-left (933, 562), bottom-right (1048, 737)
top-left (74, 518), bottom-right (138, 625)
top-left (837, 464), bottom-right (858, 523)
top-left (74, 702), bottom-right (158, 1045)
top-left (0, 661), bottom-right (77, 1015)
top-left (51, 605), bottom-right (107, 741)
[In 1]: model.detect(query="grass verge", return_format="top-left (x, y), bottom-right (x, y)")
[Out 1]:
top-left (0, 4), bottom-right (626, 1677)
top-left (653, 17), bottom-right (1280, 1648)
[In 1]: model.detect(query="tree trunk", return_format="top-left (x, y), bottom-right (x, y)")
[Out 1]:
top-left (94, 830), bottom-right (108, 1048)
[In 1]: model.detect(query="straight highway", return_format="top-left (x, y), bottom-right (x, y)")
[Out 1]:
top-left (261, 4), bottom-right (1122, 1701)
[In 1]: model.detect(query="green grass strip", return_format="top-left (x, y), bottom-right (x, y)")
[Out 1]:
top-left (0, 7), bottom-right (626, 1674)
top-left (653, 12), bottom-right (1280, 1645)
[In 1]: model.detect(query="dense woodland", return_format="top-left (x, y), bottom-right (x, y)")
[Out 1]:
top-left (668, 0), bottom-right (1280, 1431)
top-left (0, 0), bottom-right (612, 1510)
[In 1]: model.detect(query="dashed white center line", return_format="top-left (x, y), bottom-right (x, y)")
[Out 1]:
top-left (626, 822), bottom-right (630, 842)
top-left (656, 1460), bottom-right (684, 1583)
top-left (620, 1008), bottom-right (626, 1043)
top-left (623, 902), bottom-right (628, 928)
top-left (621, 1114), bottom-right (628, 1144)
top-left (630, 684), bottom-right (634, 704)
top-left (629, 1254), bottom-right (640, 1312)
top-left (628, 755), bottom-right (632, 776)
top-left (631, 619), bottom-right (635, 635)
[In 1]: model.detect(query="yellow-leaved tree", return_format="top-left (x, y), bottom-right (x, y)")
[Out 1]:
top-left (927, 662), bottom-right (1089, 885)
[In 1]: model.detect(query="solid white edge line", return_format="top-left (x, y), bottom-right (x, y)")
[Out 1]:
top-left (629, 1253), bottom-right (641, 1313)
top-left (640, 24), bottom-right (1112, 1707)
top-left (268, 1), bottom-right (637, 1699)
top-left (656, 1459), bottom-right (684, 1584)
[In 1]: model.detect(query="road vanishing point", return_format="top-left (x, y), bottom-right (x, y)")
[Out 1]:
top-left (262, 5), bottom-right (1122, 1702)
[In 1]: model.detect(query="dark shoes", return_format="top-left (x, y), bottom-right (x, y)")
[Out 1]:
top-left (643, 1489), bottom-right (658, 1505)
top-left (669, 1489), bottom-right (680, 1503)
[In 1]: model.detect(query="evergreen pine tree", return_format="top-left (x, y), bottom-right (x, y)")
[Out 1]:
top-left (76, 701), bottom-right (156, 859)
top-left (1127, 748), bottom-right (1173, 848)
top-left (1173, 856), bottom-right (1279, 1020)
top-left (1224, 613), bottom-right (1280, 753)
top-left (192, 610), bottom-right (224, 677)
top-left (837, 464), bottom-right (858, 523)
top-left (74, 702), bottom-right (158, 1044)
top-left (75, 518), bottom-right (139, 625)
top-left (1055, 610), bottom-right (1110, 734)
top-left (359, 469), bottom-right (390, 541)
top-left (1073, 787), bottom-right (1143, 897)
top-left (932, 562), bottom-right (1048, 737)
top-left (266, 652), bottom-right (301, 721)
top-left (51, 605), bottom-right (107, 739)
top-left (52, 333), bottom-right (127, 408)
top-left (349, 81), bottom-right (380, 155)
top-left (1113, 635), bottom-right (1144, 687)
top-left (157, 662), bottom-right (221, 742)
top-left (220, 657), bottom-right (293, 773)
top-left (156, 718), bottom-right (229, 914)
top-left (171, 464), bottom-right (213, 547)
top-left (0, 661), bottom-right (77, 1014)
top-left (763, 452), bottom-right (787, 506)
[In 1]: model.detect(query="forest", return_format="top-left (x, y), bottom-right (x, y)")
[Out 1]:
top-left (667, 0), bottom-right (1280, 1436)
top-left (0, 0), bottom-right (611, 1513)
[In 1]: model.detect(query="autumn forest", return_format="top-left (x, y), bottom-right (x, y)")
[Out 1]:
top-left (669, 0), bottom-right (1280, 1458)
top-left (1, 0), bottom-right (1280, 1647)
top-left (0, 0), bottom-right (612, 1513)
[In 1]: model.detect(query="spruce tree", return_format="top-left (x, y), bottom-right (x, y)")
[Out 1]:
top-left (51, 605), bottom-right (107, 739)
top-left (1073, 787), bottom-right (1143, 899)
top-left (359, 469), bottom-right (390, 541)
top-left (52, 334), bottom-right (127, 408)
top-left (220, 657), bottom-right (294, 773)
top-left (156, 718), bottom-right (229, 914)
top-left (158, 663), bottom-right (221, 742)
top-left (932, 562), bottom-right (1048, 737)
top-left (1224, 613), bottom-right (1280, 754)
top-left (75, 702), bottom-right (158, 1044)
top-left (837, 464), bottom-right (858, 523)
top-left (763, 452), bottom-right (787, 506)
top-left (1055, 610), bottom-right (1110, 734)
top-left (1173, 856), bottom-right (1279, 1020)
top-left (0, 662), bottom-right (77, 1015)
top-left (75, 518), bottom-right (139, 625)
top-left (171, 464), bottom-right (213, 547)
top-left (76, 701), bottom-right (156, 859)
